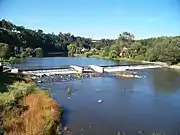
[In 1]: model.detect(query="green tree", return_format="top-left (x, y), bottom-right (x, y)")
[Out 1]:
top-left (67, 44), bottom-right (76, 56)
top-left (35, 47), bottom-right (43, 57)
top-left (116, 32), bottom-right (134, 49)
top-left (116, 32), bottom-right (135, 58)
top-left (109, 50), bottom-right (118, 58)
top-left (0, 19), bottom-right (93, 57)
top-left (0, 43), bottom-right (11, 59)
top-left (101, 46), bottom-right (110, 57)
top-left (25, 47), bottom-right (32, 57)
top-left (109, 44), bottom-right (120, 53)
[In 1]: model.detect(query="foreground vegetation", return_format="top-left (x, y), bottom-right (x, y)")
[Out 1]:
top-left (0, 73), bottom-right (61, 135)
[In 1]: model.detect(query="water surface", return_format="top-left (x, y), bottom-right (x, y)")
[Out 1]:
top-left (12, 57), bottom-right (139, 69)
top-left (14, 57), bottom-right (180, 135)
top-left (39, 69), bottom-right (180, 135)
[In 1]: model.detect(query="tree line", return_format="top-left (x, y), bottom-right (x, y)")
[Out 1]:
top-left (0, 19), bottom-right (92, 59)
top-left (87, 32), bottom-right (180, 65)
top-left (0, 19), bottom-right (180, 65)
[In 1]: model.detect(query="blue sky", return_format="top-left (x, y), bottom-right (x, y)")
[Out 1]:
top-left (0, 0), bottom-right (180, 39)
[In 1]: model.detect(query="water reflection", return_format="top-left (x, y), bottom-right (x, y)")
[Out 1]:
top-left (151, 69), bottom-right (180, 93)
top-left (12, 57), bottom-right (137, 69)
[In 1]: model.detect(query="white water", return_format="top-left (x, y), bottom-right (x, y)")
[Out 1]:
top-left (104, 65), bottom-right (162, 72)
top-left (22, 65), bottom-right (163, 76)
top-left (22, 68), bottom-right (78, 76)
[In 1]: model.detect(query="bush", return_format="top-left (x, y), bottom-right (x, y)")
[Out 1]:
top-left (0, 81), bottom-right (37, 110)
top-left (3, 90), bottom-right (61, 135)
top-left (85, 52), bottom-right (93, 57)
top-left (35, 48), bottom-right (43, 57)
top-left (134, 55), bottom-right (145, 60)
top-left (109, 50), bottom-right (118, 58)
top-left (7, 81), bottom-right (37, 99)
top-left (0, 92), bottom-right (16, 107)
top-left (8, 56), bottom-right (16, 63)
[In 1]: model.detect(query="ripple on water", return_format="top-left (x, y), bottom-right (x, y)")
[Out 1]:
top-left (36, 69), bottom-right (180, 135)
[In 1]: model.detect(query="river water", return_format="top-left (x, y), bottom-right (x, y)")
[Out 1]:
top-left (14, 57), bottom-right (180, 135)
top-left (12, 57), bottom-right (139, 70)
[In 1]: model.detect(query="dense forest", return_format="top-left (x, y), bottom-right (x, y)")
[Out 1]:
top-left (84, 32), bottom-right (180, 65)
top-left (0, 19), bottom-right (180, 65)
top-left (0, 19), bottom-right (92, 58)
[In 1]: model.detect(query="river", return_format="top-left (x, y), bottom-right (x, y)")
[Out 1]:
top-left (13, 57), bottom-right (180, 135)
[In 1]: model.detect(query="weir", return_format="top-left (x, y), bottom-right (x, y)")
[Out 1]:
top-left (104, 65), bottom-right (162, 72)
top-left (89, 65), bottom-right (104, 73)
top-left (22, 68), bottom-right (77, 76)
top-left (9, 64), bottom-right (163, 76)
top-left (70, 65), bottom-right (84, 73)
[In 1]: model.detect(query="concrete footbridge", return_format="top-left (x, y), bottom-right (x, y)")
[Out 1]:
top-left (7, 64), bottom-right (162, 76)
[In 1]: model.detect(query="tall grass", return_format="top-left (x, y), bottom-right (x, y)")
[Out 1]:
top-left (0, 79), bottom-right (61, 135)
top-left (3, 90), bottom-right (61, 135)
top-left (0, 81), bottom-right (37, 109)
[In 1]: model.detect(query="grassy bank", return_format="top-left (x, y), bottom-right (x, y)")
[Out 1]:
top-left (77, 53), bottom-right (180, 70)
top-left (0, 73), bottom-right (61, 135)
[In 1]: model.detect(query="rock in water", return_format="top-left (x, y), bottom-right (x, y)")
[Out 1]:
top-left (64, 126), bottom-right (68, 131)
top-left (37, 80), bottom-right (42, 83)
top-left (97, 100), bottom-right (103, 103)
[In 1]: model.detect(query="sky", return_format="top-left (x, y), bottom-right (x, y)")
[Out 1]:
top-left (0, 0), bottom-right (180, 39)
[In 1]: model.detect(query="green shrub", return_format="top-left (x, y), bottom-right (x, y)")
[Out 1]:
top-left (135, 55), bottom-right (145, 60)
top-left (0, 81), bottom-right (38, 110)
top-left (7, 81), bottom-right (37, 99)
top-left (35, 47), bottom-right (43, 57)
top-left (0, 92), bottom-right (15, 107)
top-left (109, 50), bottom-right (118, 58)
top-left (8, 56), bottom-right (16, 63)
top-left (85, 52), bottom-right (93, 57)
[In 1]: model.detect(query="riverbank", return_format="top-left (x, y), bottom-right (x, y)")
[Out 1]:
top-left (79, 54), bottom-right (180, 70)
top-left (76, 54), bottom-right (144, 63)
top-left (0, 57), bottom-right (22, 64)
top-left (0, 72), bottom-right (62, 135)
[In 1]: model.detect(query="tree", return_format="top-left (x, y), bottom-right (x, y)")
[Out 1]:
top-left (1, 19), bottom-right (180, 65)
top-left (101, 46), bottom-right (110, 57)
top-left (116, 32), bottom-right (134, 48)
top-left (35, 47), bottom-right (43, 57)
top-left (0, 43), bottom-right (11, 59)
top-left (67, 44), bottom-right (76, 56)
top-left (25, 47), bottom-right (33, 57)
top-left (109, 50), bottom-right (118, 58)
top-left (116, 32), bottom-right (135, 57)
top-left (0, 19), bottom-right (94, 57)
top-left (109, 44), bottom-right (120, 53)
